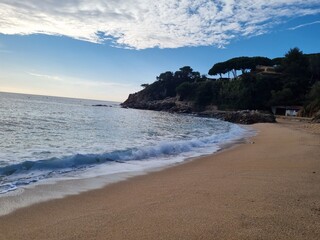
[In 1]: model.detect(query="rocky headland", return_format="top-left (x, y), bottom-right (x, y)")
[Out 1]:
top-left (121, 49), bottom-right (320, 124)
top-left (121, 95), bottom-right (276, 125)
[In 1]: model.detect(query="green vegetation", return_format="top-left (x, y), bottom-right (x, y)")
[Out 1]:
top-left (137, 48), bottom-right (320, 115)
top-left (208, 56), bottom-right (273, 78)
top-left (301, 82), bottom-right (320, 117)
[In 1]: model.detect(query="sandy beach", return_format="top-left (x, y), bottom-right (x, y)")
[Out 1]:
top-left (0, 119), bottom-right (319, 240)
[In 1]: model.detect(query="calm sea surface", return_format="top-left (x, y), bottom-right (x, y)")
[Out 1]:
top-left (0, 92), bottom-right (248, 195)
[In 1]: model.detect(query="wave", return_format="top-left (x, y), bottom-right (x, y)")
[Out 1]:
top-left (0, 124), bottom-right (248, 194)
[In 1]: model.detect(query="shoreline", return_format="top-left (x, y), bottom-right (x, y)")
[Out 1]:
top-left (1, 120), bottom-right (320, 239)
top-left (0, 123), bottom-right (253, 217)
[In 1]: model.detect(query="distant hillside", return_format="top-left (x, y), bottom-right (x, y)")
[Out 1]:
top-left (122, 48), bottom-right (320, 118)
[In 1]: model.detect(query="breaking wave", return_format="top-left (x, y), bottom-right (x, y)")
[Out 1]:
top-left (0, 124), bottom-right (248, 194)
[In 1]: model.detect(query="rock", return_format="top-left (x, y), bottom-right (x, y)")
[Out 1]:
top-left (121, 90), bottom-right (276, 124)
top-left (311, 110), bottom-right (320, 123)
top-left (122, 96), bottom-right (275, 124)
top-left (197, 110), bottom-right (275, 124)
top-left (92, 104), bottom-right (112, 107)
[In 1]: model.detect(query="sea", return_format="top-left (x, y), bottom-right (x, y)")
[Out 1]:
top-left (0, 92), bottom-right (252, 215)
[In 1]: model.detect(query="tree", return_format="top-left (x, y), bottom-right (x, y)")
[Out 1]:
top-left (308, 54), bottom-right (320, 84)
top-left (269, 88), bottom-right (294, 106)
top-left (176, 82), bottom-right (195, 101)
top-left (254, 75), bottom-right (281, 109)
top-left (174, 66), bottom-right (201, 80)
top-left (208, 56), bottom-right (272, 78)
top-left (282, 47), bottom-right (309, 77)
top-left (179, 66), bottom-right (193, 75)
top-left (281, 47), bottom-right (311, 103)
top-left (195, 81), bottom-right (214, 106)
top-left (157, 71), bottom-right (173, 81)
top-left (208, 62), bottom-right (227, 78)
top-left (272, 57), bottom-right (282, 66)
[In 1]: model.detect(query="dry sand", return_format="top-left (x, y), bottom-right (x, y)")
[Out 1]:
top-left (0, 120), bottom-right (319, 240)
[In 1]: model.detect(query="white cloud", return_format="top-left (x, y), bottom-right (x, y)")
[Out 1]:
top-left (0, 0), bottom-right (319, 49)
top-left (27, 71), bottom-right (132, 88)
top-left (288, 20), bottom-right (320, 30)
top-left (28, 72), bottom-right (63, 81)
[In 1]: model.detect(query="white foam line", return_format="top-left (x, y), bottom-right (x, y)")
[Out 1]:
top-left (0, 124), bottom-right (254, 216)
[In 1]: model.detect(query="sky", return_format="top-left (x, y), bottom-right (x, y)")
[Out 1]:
top-left (0, 0), bottom-right (320, 102)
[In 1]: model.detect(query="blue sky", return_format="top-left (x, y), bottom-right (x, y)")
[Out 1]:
top-left (0, 1), bottom-right (320, 102)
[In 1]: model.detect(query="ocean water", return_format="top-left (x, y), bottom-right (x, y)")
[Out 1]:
top-left (0, 92), bottom-right (249, 197)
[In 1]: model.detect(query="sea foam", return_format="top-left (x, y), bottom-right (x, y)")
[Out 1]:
top-left (0, 92), bottom-right (254, 198)
top-left (0, 123), bottom-right (248, 195)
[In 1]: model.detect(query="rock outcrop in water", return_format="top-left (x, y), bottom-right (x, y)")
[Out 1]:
top-left (121, 96), bottom-right (276, 124)
top-left (197, 110), bottom-right (276, 124)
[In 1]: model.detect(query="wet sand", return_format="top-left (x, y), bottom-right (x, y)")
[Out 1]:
top-left (0, 120), bottom-right (320, 240)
